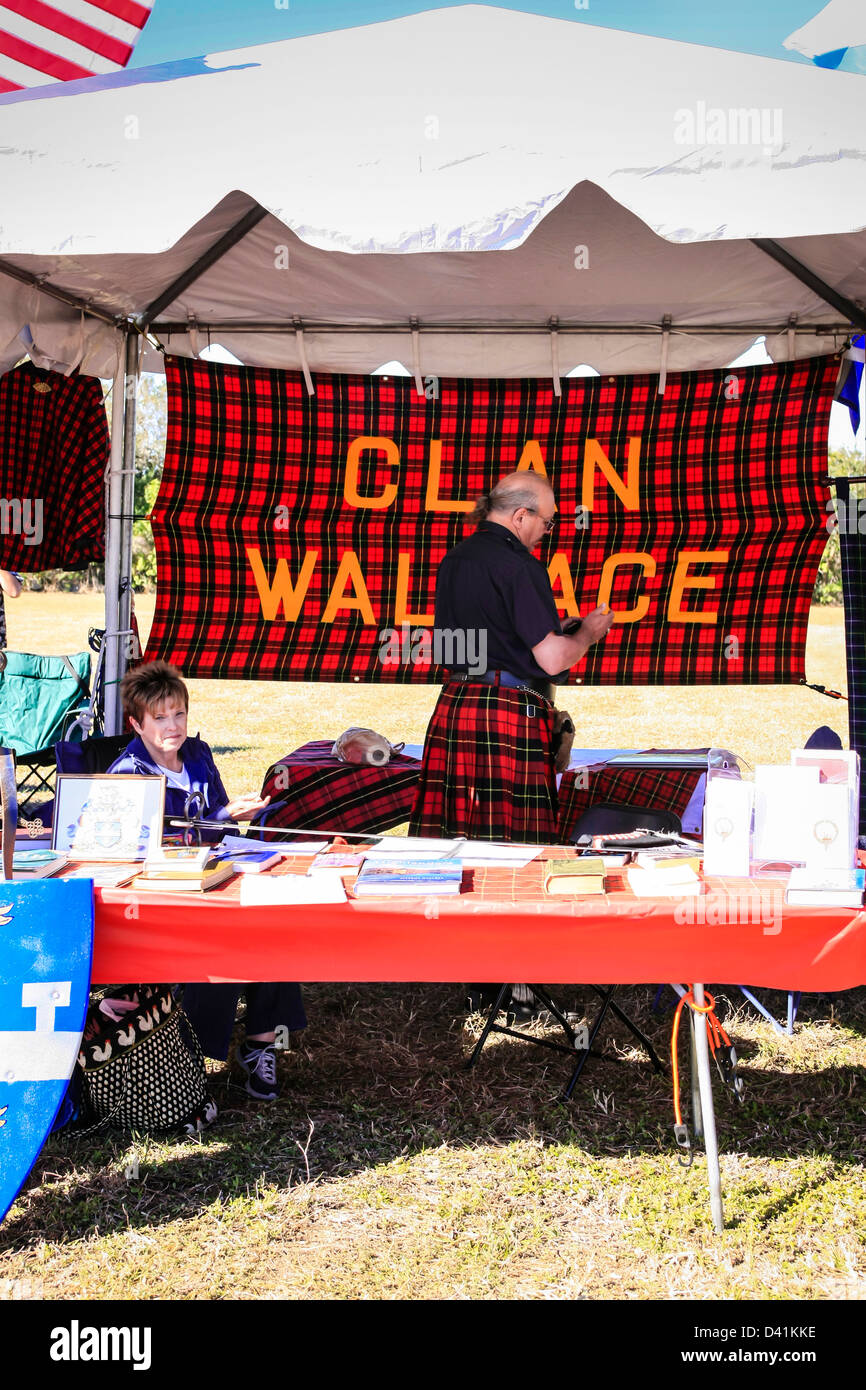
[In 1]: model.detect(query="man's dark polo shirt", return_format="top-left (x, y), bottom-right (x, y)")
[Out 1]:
top-left (434, 520), bottom-right (565, 682)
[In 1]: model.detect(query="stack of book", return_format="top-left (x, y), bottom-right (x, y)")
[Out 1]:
top-left (9, 849), bottom-right (68, 880)
top-left (129, 845), bottom-right (237, 893)
top-left (543, 856), bottom-right (606, 896)
top-left (785, 867), bottom-right (865, 908)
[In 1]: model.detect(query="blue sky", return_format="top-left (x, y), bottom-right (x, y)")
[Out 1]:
top-left (131, 1), bottom-right (833, 69)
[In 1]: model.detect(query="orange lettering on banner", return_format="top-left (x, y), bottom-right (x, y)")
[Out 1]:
top-left (425, 440), bottom-right (474, 513)
top-left (597, 552), bottom-right (656, 622)
top-left (395, 553), bottom-right (434, 625)
top-left (246, 547), bottom-right (318, 621)
top-left (345, 436), bottom-right (400, 509)
top-left (516, 442), bottom-right (549, 476)
top-left (546, 554), bottom-right (581, 618)
top-left (667, 550), bottom-right (730, 624)
top-left (321, 551), bottom-right (377, 624)
top-left (581, 436), bottom-right (642, 512)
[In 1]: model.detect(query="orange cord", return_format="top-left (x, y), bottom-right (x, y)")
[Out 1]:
top-left (671, 989), bottom-right (734, 1127)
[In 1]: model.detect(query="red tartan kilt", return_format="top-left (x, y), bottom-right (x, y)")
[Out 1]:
top-left (409, 681), bottom-right (558, 843)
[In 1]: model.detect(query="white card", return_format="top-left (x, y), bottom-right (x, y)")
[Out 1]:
top-left (239, 873), bottom-right (347, 906)
top-left (803, 783), bottom-right (858, 872)
top-left (753, 766), bottom-right (820, 863)
top-left (703, 778), bottom-right (753, 877)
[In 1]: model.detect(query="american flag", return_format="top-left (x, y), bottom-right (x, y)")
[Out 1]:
top-left (0, 1), bottom-right (153, 93)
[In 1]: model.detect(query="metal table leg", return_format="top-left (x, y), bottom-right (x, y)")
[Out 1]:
top-left (689, 1010), bottom-right (704, 1141)
top-left (691, 982), bottom-right (724, 1233)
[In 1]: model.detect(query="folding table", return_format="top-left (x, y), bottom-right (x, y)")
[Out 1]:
top-left (90, 857), bottom-right (866, 1234)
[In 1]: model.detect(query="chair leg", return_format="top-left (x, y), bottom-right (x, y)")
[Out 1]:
top-left (561, 985), bottom-right (617, 1100)
top-left (465, 984), bottom-right (512, 1070)
top-left (589, 985), bottom-right (665, 1073)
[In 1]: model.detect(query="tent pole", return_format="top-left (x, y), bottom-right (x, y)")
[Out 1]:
top-left (103, 330), bottom-right (138, 736)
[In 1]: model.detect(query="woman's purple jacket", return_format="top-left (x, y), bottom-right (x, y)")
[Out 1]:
top-left (107, 734), bottom-right (236, 841)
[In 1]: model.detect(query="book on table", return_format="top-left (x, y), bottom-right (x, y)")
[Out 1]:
top-left (213, 846), bottom-right (283, 873)
top-left (352, 857), bottom-right (463, 896)
top-left (785, 867), bottom-right (865, 908)
top-left (633, 846), bottom-right (702, 873)
top-left (129, 860), bottom-right (237, 892)
top-left (543, 856), bottom-right (606, 896)
top-left (8, 850), bottom-right (68, 880)
top-left (142, 844), bottom-right (214, 876)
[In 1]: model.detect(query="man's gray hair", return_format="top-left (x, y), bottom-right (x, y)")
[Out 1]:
top-left (488, 480), bottom-right (545, 514)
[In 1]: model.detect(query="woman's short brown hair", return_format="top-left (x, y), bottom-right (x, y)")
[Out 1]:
top-left (120, 660), bottom-right (189, 725)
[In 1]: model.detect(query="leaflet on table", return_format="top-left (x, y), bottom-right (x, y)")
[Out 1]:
top-left (364, 839), bottom-right (545, 867)
top-left (362, 836), bottom-right (464, 858)
top-left (239, 873), bottom-right (347, 905)
top-left (60, 864), bottom-right (139, 888)
top-left (219, 833), bottom-right (328, 856)
top-left (457, 842), bottom-right (545, 868)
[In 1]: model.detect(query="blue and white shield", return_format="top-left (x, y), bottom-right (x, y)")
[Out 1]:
top-left (0, 880), bottom-right (94, 1223)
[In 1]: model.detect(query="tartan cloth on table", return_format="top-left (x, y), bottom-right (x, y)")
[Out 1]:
top-left (260, 740), bottom-right (423, 835)
top-left (0, 361), bottom-right (108, 570)
top-left (257, 740), bottom-right (704, 840)
top-left (836, 479), bottom-right (866, 833)
top-left (556, 764), bottom-right (704, 843)
top-left (147, 354), bottom-right (837, 685)
top-left (408, 682), bottom-right (559, 843)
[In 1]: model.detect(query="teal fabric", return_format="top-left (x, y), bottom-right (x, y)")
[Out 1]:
top-left (0, 651), bottom-right (91, 754)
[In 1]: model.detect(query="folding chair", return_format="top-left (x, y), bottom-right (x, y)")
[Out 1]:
top-left (1, 649), bottom-right (94, 818)
top-left (465, 802), bottom-right (676, 1097)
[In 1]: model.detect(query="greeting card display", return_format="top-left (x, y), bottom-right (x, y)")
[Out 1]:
top-left (753, 766), bottom-right (820, 863)
top-left (703, 776), bottom-right (753, 877)
top-left (791, 748), bottom-right (860, 873)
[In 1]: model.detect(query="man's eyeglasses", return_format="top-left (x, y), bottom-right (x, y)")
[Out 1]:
top-left (526, 507), bottom-right (556, 534)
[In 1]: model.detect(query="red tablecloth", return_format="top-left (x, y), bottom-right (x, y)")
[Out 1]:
top-left (260, 741), bottom-right (704, 841)
top-left (91, 860), bottom-right (866, 991)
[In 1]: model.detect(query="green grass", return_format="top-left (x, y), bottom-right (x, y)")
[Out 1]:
top-left (2, 594), bottom-right (864, 1300)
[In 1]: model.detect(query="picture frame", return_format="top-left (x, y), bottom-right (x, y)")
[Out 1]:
top-left (51, 774), bottom-right (166, 861)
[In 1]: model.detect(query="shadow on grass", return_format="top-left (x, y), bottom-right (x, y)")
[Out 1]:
top-left (3, 982), bottom-right (864, 1248)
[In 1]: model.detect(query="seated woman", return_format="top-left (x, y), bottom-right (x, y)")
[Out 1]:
top-left (108, 659), bottom-right (306, 1101)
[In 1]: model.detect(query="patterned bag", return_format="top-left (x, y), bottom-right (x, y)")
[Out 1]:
top-left (77, 984), bottom-right (217, 1136)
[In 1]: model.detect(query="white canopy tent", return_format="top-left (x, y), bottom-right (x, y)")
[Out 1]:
top-left (0, 4), bottom-right (864, 731)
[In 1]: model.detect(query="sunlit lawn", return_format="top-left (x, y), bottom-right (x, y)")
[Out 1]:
top-left (3, 593), bottom-right (863, 1301)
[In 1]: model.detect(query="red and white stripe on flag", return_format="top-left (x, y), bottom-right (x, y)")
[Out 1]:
top-left (0, 0), bottom-right (153, 93)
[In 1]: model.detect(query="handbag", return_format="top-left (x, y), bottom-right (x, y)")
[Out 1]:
top-left (551, 709), bottom-right (576, 773)
top-left (76, 984), bottom-right (217, 1136)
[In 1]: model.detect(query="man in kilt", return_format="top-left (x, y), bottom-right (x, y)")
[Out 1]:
top-left (409, 471), bottom-right (613, 1018)
top-left (409, 471), bottom-right (613, 843)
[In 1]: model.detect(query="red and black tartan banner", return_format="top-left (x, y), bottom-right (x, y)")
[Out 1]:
top-left (146, 354), bottom-right (836, 683)
top-left (0, 362), bottom-right (108, 571)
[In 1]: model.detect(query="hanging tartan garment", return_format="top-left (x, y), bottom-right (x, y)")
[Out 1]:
top-left (0, 362), bottom-right (108, 571)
